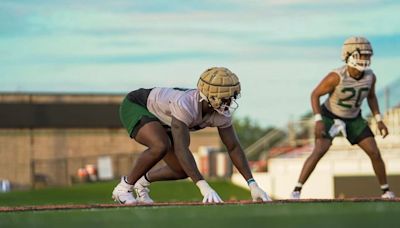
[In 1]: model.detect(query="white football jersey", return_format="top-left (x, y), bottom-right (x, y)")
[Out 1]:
top-left (324, 65), bottom-right (374, 118)
top-left (146, 87), bottom-right (232, 130)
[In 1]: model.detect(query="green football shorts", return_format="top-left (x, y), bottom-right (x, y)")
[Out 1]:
top-left (321, 105), bottom-right (374, 145)
top-left (119, 97), bottom-right (158, 138)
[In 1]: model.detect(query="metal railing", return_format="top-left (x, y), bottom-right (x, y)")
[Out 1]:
top-left (244, 129), bottom-right (287, 160)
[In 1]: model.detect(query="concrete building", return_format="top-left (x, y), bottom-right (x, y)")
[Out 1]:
top-left (0, 93), bottom-right (222, 189)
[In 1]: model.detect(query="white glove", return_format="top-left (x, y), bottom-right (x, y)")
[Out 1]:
top-left (328, 119), bottom-right (347, 138)
top-left (249, 182), bottom-right (271, 202)
top-left (196, 180), bottom-right (223, 203)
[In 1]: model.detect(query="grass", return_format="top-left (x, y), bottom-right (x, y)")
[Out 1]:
top-left (1, 180), bottom-right (400, 228)
top-left (1, 202), bottom-right (400, 228)
top-left (0, 179), bottom-right (250, 206)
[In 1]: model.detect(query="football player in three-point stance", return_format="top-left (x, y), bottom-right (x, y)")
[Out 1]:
top-left (291, 37), bottom-right (395, 199)
top-left (112, 67), bottom-right (271, 204)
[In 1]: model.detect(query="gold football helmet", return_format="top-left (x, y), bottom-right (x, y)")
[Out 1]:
top-left (197, 67), bottom-right (241, 117)
top-left (341, 36), bottom-right (373, 71)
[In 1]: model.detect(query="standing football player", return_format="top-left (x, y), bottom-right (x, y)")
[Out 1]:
top-left (291, 37), bottom-right (395, 199)
top-left (112, 67), bottom-right (271, 204)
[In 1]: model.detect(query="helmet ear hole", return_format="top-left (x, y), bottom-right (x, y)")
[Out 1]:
top-left (233, 91), bottom-right (240, 99)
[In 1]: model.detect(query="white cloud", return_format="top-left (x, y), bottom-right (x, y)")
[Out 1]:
top-left (1, 0), bottom-right (400, 127)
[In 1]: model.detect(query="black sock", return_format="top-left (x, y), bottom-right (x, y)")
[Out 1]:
top-left (144, 173), bottom-right (151, 183)
top-left (381, 184), bottom-right (390, 193)
top-left (294, 186), bottom-right (302, 192)
top-left (123, 176), bottom-right (132, 185)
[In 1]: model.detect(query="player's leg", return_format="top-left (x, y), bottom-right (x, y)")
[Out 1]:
top-left (127, 121), bottom-right (171, 184)
top-left (134, 146), bottom-right (188, 203)
top-left (358, 137), bottom-right (387, 185)
top-left (139, 129), bottom-right (188, 183)
top-left (113, 121), bottom-right (171, 204)
top-left (347, 116), bottom-right (395, 198)
top-left (148, 146), bottom-right (188, 181)
top-left (357, 136), bottom-right (395, 198)
top-left (291, 138), bottom-right (332, 199)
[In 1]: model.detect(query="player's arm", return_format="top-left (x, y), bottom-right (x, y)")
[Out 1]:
top-left (367, 75), bottom-right (381, 116)
top-left (218, 125), bottom-right (252, 180)
top-left (311, 72), bottom-right (340, 115)
top-left (218, 125), bottom-right (271, 201)
top-left (171, 116), bottom-right (222, 203)
top-left (171, 116), bottom-right (203, 182)
top-left (311, 72), bottom-right (340, 138)
top-left (367, 74), bottom-right (389, 137)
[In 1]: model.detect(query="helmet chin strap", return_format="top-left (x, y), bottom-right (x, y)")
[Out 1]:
top-left (347, 61), bottom-right (369, 72)
top-left (214, 108), bottom-right (231, 117)
top-left (214, 99), bottom-right (239, 117)
top-left (199, 92), bottom-right (212, 107)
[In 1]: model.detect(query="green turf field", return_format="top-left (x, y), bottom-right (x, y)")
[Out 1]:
top-left (0, 180), bottom-right (249, 206)
top-left (1, 180), bottom-right (399, 228)
top-left (1, 202), bottom-right (400, 228)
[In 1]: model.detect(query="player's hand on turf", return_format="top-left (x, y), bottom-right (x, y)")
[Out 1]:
top-left (196, 180), bottom-right (223, 203)
top-left (202, 189), bottom-right (223, 203)
top-left (315, 121), bottom-right (326, 138)
top-left (249, 182), bottom-right (271, 202)
top-left (377, 121), bottom-right (389, 138)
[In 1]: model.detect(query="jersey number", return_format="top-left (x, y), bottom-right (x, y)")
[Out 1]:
top-left (337, 87), bottom-right (369, 109)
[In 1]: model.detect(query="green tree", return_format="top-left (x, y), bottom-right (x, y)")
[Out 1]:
top-left (218, 116), bottom-right (286, 161)
top-left (221, 116), bottom-right (272, 150)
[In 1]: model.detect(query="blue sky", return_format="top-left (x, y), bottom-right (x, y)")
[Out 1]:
top-left (1, 0), bottom-right (400, 127)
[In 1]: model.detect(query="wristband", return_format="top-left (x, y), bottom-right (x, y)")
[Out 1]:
top-left (375, 114), bottom-right (383, 122)
top-left (247, 178), bottom-right (256, 186)
top-left (314, 114), bottom-right (322, 122)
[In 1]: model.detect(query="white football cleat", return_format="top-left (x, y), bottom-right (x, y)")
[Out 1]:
top-left (381, 191), bottom-right (395, 199)
top-left (112, 176), bottom-right (137, 205)
top-left (291, 191), bottom-right (301, 200)
top-left (134, 176), bottom-right (154, 204)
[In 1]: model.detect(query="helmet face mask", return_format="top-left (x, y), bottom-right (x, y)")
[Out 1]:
top-left (346, 49), bottom-right (372, 72)
top-left (341, 36), bottom-right (373, 72)
top-left (197, 67), bottom-right (241, 117)
top-left (210, 96), bottom-right (239, 117)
